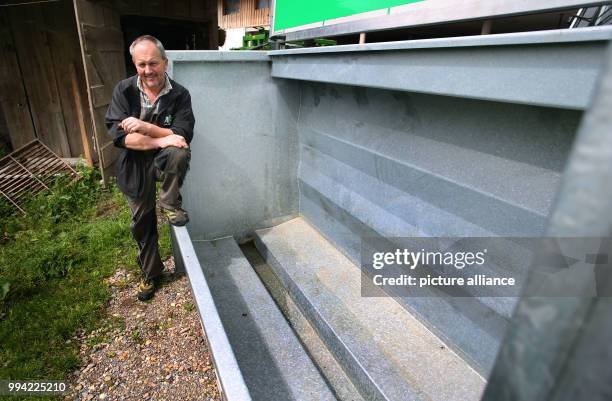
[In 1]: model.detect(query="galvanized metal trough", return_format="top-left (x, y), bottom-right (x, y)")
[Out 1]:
top-left (167, 26), bottom-right (612, 401)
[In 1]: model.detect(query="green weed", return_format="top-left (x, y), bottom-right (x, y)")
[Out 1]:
top-left (0, 165), bottom-right (171, 385)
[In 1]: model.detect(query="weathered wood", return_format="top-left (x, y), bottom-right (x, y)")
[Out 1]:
top-left (74, 0), bottom-right (126, 184)
top-left (114, 0), bottom-right (140, 15)
top-left (190, 0), bottom-right (207, 19)
top-left (141, 0), bottom-right (165, 17)
top-left (69, 63), bottom-right (93, 166)
top-left (0, 9), bottom-right (36, 150)
top-left (99, 140), bottom-right (118, 172)
top-left (82, 23), bottom-right (124, 52)
top-left (8, 5), bottom-right (71, 157)
top-left (91, 84), bottom-right (111, 108)
top-left (44, 0), bottom-right (89, 159)
top-left (168, 0), bottom-right (190, 18)
top-left (218, 0), bottom-right (270, 29)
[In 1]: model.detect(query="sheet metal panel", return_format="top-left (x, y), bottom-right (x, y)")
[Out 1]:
top-left (483, 42), bottom-right (612, 401)
top-left (271, 27), bottom-right (612, 110)
top-left (167, 51), bottom-right (300, 241)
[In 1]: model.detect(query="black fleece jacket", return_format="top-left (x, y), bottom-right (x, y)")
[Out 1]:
top-left (105, 75), bottom-right (195, 198)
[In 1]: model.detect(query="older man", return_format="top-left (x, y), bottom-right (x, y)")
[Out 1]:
top-left (106, 35), bottom-right (195, 301)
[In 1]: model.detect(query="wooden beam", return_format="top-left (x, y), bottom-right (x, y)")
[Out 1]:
top-left (69, 62), bottom-right (93, 166)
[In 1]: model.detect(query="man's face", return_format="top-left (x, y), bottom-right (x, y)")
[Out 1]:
top-left (132, 40), bottom-right (168, 92)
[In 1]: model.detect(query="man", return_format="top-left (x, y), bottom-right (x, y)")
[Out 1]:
top-left (105, 35), bottom-right (195, 301)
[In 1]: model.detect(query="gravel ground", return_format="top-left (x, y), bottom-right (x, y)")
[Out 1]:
top-left (65, 258), bottom-right (221, 401)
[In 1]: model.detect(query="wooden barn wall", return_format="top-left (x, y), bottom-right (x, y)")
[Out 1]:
top-left (0, 0), bottom-right (93, 159)
top-left (0, 0), bottom-right (217, 162)
top-left (114, 0), bottom-right (219, 50)
top-left (114, 0), bottom-right (211, 21)
top-left (0, 9), bottom-right (36, 151)
top-left (218, 0), bottom-right (270, 29)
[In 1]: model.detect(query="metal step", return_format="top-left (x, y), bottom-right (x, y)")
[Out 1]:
top-left (191, 236), bottom-right (337, 401)
top-left (240, 242), bottom-right (366, 401)
top-left (254, 217), bottom-right (486, 401)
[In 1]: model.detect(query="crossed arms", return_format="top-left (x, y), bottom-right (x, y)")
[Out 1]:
top-left (120, 117), bottom-right (188, 150)
top-left (105, 78), bottom-right (195, 152)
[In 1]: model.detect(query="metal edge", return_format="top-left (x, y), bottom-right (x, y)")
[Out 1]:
top-left (271, 0), bottom-right (612, 41)
top-left (482, 41), bottom-right (612, 401)
top-left (171, 226), bottom-right (252, 401)
top-left (270, 0), bottom-right (276, 36)
top-left (167, 51), bottom-right (270, 63)
top-left (268, 25), bottom-right (612, 56)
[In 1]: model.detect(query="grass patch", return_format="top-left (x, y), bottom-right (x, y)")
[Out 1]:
top-left (0, 165), bottom-right (171, 394)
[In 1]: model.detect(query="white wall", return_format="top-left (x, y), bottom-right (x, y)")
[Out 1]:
top-left (219, 28), bottom-right (246, 50)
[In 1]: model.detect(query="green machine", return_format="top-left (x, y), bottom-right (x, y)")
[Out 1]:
top-left (234, 27), bottom-right (270, 50)
top-left (233, 27), bottom-right (337, 51)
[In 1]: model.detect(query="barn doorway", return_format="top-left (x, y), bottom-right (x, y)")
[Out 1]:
top-left (121, 15), bottom-right (212, 76)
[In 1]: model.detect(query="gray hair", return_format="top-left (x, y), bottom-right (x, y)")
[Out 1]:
top-left (129, 35), bottom-right (167, 60)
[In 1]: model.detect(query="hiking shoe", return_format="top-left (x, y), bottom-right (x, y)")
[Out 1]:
top-left (137, 278), bottom-right (158, 302)
top-left (161, 207), bottom-right (189, 226)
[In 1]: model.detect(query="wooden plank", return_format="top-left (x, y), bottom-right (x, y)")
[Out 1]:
top-left (218, 0), bottom-right (270, 28)
top-left (106, 50), bottom-right (127, 83)
top-left (82, 24), bottom-right (124, 52)
top-left (103, 5), bottom-right (121, 29)
top-left (99, 139), bottom-right (118, 171)
top-left (91, 85), bottom-right (111, 108)
top-left (190, 0), bottom-right (207, 19)
top-left (85, 54), bottom-right (104, 87)
top-left (0, 9), bottom-right (36, 150)
top-left (114, 0), bottom-right (140, 15)
top-left (79, 0), bottom-right (105, 27)
top-left (140, 0), bottom-right (165, 16)
top-left (208, 2), bottom-right (219, 49)
top-left (69, 63), bottom-right (93, 166)
top-left (45, 0), bottom-right (89, 158)
top-left (74, 0), bottom-right (126, 184)
top-left (8, 5), bottom-right (71, 157)
top-left (167, 0), bottom-right (190, 18)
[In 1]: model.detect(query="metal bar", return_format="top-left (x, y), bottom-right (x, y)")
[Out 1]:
top-left (12, 183), bottom-right (46, 203)
top-left (8, 155), bottom-right (49, 190)
top-left (37, 163), bottom-right (71, 183)
top-left (2, 175), bottom-right (43, 196)
top-left (11, 145), bottom-right (49, 168)
top-left (0, 140), bottom-right (76, 215)
top-left (0, 174), bottom-right (31, 192)
top-left (0, 166), bottom-right (34, 194)
top-left (0, 187), bottom-right (25, 214)
top-left (36, 140), bottom-right (78, 175)
top-left (0, 139), bottom-right (38, 165)
top-left (27, 159), bottom-right (61, 177)
top-left (14, 147), bottom-right (53, 171)
top-left (0, 158), bottom-right (29, 178)
top-left (171, 226), bottom-right (252, 401)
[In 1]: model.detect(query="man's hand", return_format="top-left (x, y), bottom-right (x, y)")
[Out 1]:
top-left (120, 117), bottom-right (150, 135)
top-left (123, 132), bottom-right (188, 150)
top-left (160, 134), bottom-right (188, 149)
